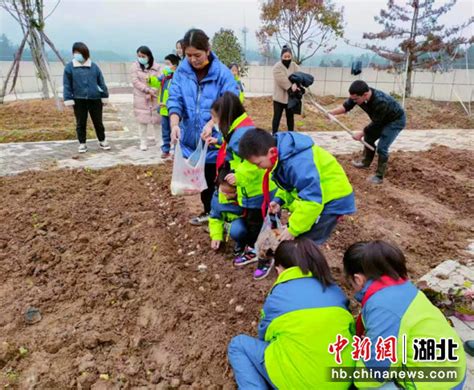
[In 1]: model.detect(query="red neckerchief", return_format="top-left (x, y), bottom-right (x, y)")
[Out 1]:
top-left (261, 153), bottom-right (278, 218)
top-left (215, 116), bottom-right (254, 175)
top-left (355, 276), bottom-right (408, 337)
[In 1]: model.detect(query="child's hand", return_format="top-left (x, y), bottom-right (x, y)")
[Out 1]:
top-left (352, 131), bottom-right (364, 141)
top-left (205, 137), bottom-right (218, 145)
top-left (211, 240), bottom-right (221, 250)
top-left (225, 173), bottom-right (236, 185)
top-left (269, 201), bottom-right (281, 214)
top-left (278, 226), bottom-right (295, 242)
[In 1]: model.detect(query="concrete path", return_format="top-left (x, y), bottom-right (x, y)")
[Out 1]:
top-left (0, 97), bottom-right (472, 176)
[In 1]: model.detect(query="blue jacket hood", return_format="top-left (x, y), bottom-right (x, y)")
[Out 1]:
top-left (275, 132), bottom-right (314, 161)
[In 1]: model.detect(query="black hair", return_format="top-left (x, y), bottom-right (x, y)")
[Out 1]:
top-left (182, 29), bottom-right (210, 52)
top-left (343, 240), bottom-right (408, 281)
top-left (176, 39), bottom-right (183, 47)
top-left (72, 42), bottom-right (90, 60)
top-left (136, 46), bottom-right (154, 70)
top-left (211, 92), bottom-right (245, 142)
top-left (165, 54), bottom-right (180, 66)
top-left (349, 80), bottom-right (369, 96)
top-left (229, 62), bottom-right (239, 71)
top-left (216, 164), bottom-right (232, 186)
top-left (238, 128), bottom-right (276, 160)
top-left (280, 44), bottom-right (292, 58)
top-left (275, 239), bottom-right (334, 288)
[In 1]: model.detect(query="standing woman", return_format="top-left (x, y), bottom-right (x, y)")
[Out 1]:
top-left (167, 28), bottom-right (240, 226)
top-left (271, 45), bottom-right (299, 135)
top-left (131, 46), bottom-right (161, 151)
top-left (175, 39), bottom-right (184, 60)
top-left (63, 42), bottom-right (111, 153)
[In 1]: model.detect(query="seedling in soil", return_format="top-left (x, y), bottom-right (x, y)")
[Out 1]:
top-left (18, 347), bottom-right (28, 358)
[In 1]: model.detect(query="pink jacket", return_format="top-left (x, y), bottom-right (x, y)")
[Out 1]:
top-left (131, 61), bottom-right (161, 125)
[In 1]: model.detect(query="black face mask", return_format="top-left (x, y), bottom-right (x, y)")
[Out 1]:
top-left (282, 59), bottom-right (291, 68)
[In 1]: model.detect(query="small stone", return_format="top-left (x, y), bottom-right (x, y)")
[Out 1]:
top-left (235, 305), bottom-right (244, 313)
top-left (198, 286), bottom-right (205, 292)
top-left (211, 302), bottom-right (217, 307)
top-left (251, 321), bottom-right (257, 327)
top-left (197, 264), bottom-right (207, 272)
top-left (229, 298), bottom-right (236, 305)
top-left (187, 251), bottom-right (196, 256)
top-left (170, 378), bottom-right (181, 388)
top-left (192, 278), bottom-right (198, 283)
top-left (24, 307), bottom-right (42, 325)
top-left (214, 274), bottom-right (220, 280)
top-left (178, 249), bottom-right (183, 255)
top-left (225, 284), bottom-right (232, 288)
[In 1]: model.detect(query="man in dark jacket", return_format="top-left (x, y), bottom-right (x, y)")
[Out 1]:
top-left (329, 80), bottom-right (406, 184)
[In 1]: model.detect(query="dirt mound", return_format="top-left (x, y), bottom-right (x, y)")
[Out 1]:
top-left (0, 146), bottom-right (472, 388)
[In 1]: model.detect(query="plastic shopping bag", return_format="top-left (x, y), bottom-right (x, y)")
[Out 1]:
top-left (255, 213), bottom-right (283, 258)
top-left (170, 141), bottom-right (208, 196)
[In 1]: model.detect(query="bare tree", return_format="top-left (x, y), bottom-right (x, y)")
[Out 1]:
top-left (256, 0), bottom-right (344, 65)
top-left (0, 0), bottom-right (64, 104)
top-left (358, 0), bottom-right (473, 99)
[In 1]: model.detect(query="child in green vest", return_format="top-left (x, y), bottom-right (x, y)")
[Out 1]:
top-left (229, 63), bottom-right (244, 103)
top-left (343, 240), bottom-right (466, 389)
top-left (148, 54), bottom-right (180, 159)
top-left (228, 238), bottom-right (354, 389)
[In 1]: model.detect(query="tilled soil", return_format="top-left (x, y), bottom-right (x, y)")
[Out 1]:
top-left (0, 146), bottom-right (472, 389)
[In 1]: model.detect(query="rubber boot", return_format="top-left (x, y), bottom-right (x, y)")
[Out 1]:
top-left (370, 155), bottom-right (388, 184)
top-left (351, 147), bottom-right (375, 168)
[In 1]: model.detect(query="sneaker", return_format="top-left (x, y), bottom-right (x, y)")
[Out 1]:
top-left (140, 142), bottom-right (148, 151)
top-left (78, 144), bottom-right (88, 153)
top-left (233, 243), bottom-right (245, 256)
top-left (99, 140), bottom-right (111, 150)
top-left (253, 258), bottom-right (275, 280)
top-left (233, 247), bottom-right (258, 267)
top-left (189, 213), bottom-right (209, 226)
top-left (161, 152), bottom-right (171, 159)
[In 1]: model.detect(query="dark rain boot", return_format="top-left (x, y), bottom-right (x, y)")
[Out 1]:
top-left (370, 155), bottom-right (388, 184)
top-left (351, 147), bottom-right (375, 169)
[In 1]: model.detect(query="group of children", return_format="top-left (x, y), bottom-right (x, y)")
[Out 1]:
top-left (197, 92), bottom-right (467, 389)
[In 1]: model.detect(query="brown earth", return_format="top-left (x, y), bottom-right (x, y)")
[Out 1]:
top-left (0, 146), bottom-right (473, 389)
top-left (0, 99), bottom-right (119, 143)
top-left (245, 95), bottom-right (474, 132)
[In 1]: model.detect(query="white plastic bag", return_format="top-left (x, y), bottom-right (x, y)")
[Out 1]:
top-left (255, 213), bottom-right (283, 258)
top-left (170, 141), bottom-right (208, 196)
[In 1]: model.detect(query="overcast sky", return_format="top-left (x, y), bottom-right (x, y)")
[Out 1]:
top-left (1, 0), bottom-right (472, 58)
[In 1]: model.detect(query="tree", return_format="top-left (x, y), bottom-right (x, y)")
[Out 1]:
top-left (256, 0), bottom-right (344, 64)
top-left (212, 28), bottom-right (247, 75)
top-left (360, 0), bottom-right (473, 98)
top-left (0, 0), bottom-right (65, 104)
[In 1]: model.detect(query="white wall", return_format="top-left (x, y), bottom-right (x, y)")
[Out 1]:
top-left (1, 61), bottom-right (473, 102)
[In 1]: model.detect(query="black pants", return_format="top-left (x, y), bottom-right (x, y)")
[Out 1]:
top-left (244, 208), bottom-right (264, 248)
top-left (272, 101), bottom-right (294, 134)
top-left (201, 163), bottom-right (216, 214)
top-left (73, 99), bottom-right (106, 143)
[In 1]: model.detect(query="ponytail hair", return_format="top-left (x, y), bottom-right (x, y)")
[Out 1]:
top-left (343, 240), bottom-right (408, 281)
top-left (211, 91), bottom-right (245, 142)
top-left (274, 239), bottom-right (334, 288)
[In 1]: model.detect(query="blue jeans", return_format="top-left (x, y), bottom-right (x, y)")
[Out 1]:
top-left (365, 114), bottom-right (406, 158)
top-left (299, 214), bottom-right (339, 245)
top-left (161, 115), bottom-right (171, 153)
top-left (229, 218), bottom-right (248, 249)
top-left (228, 335), bottom-right (274, 390)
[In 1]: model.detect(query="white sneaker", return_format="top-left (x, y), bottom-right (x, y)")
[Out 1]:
top-left (99, 140), bottom-right (111, 150)
top-left (140, 142), bottom-right (148, 151)
top-left (78, 144), bottom-right (88, 153)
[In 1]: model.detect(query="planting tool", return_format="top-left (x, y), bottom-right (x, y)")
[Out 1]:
top-left (306, 94), bottom-right (375, 151)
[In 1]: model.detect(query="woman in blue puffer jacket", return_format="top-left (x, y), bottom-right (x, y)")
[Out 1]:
top-left (167, 28), bottom-right (240, 226)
